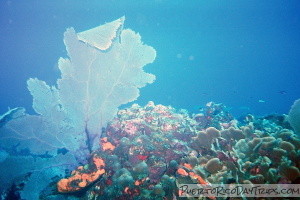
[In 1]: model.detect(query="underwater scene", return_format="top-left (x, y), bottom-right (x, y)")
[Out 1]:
top-left (1, 1), bottom-right (300, 200)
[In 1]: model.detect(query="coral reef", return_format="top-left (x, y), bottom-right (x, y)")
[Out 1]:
top-left (43, 101), bottom-right (300, 199)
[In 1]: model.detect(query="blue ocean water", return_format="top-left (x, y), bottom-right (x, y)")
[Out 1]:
top-left (1, 0), bottom-right (300, 117)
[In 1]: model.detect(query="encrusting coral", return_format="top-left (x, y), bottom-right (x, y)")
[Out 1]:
top-left (57, 153), bottom-right (106, 193)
